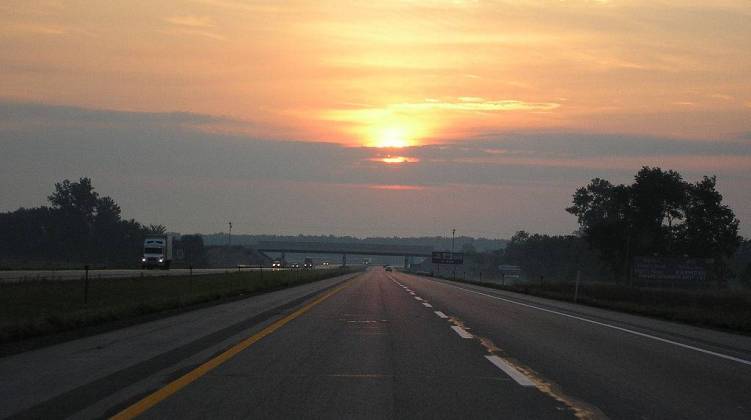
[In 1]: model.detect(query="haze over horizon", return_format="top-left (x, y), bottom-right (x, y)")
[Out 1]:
top-left (2, 1), bottom-right (750, 237)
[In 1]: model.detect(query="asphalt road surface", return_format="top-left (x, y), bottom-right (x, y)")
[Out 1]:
top-left (2, 267), bottom-right (751, 419)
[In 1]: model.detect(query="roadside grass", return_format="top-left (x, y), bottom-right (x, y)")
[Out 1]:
top-left (0, 268), bottom-right (358, 345)
top-left (429, 274), bottom-right (751, 333)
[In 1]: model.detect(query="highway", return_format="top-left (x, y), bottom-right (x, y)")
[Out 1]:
top-left (0, 267), bottom-right (287, 283)
top-left (2, 267), bottom-right (751, 419)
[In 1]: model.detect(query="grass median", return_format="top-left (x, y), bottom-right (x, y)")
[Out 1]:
top-left (0, 268), bottom-right (359, 346)
top-left (426, 274), bottom-right (751, 334)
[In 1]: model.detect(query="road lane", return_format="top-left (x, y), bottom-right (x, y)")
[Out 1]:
top-left (133, 268), bottom-right (573, 419)
top-left (391, 271), bottom-right (751, 419)
top-left (0, 268), bottom-right (273, 282)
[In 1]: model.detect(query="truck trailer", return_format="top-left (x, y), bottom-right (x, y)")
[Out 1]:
top-left (141, 234), bottom-right (174, 269)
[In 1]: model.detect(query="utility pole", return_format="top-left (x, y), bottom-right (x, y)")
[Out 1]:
top-left (228, 221), bottom-right (232, 247)
top-left (451, 229), bottom-right (456, 280)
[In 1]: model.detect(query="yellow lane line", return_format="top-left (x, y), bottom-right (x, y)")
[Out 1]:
top-left (111, 280), bottom-right (353, 419)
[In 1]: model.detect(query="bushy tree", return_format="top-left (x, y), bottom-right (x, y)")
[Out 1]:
top-left (567, 167), bottom-right (741, 282)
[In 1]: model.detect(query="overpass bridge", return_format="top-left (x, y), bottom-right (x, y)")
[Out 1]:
top-left (256, 241), bottom-right (433, 267)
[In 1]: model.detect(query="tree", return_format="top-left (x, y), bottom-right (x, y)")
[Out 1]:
top-left (566, 180), bottom-right (633, 281)
top-left (48, 177), bottom-right (99, 221)
top-left (0, 177), bottom-right (161, 267)
top-left (501, 231), bottom-right (603, 282)
top-left (678, 176), bottom-right (741, 260)
top-left (146, 224), bottom-right (167, 234)
top-left (630, 167), bottom-right (687, 256)
top-left (567, 167), bottom-right (741, 282)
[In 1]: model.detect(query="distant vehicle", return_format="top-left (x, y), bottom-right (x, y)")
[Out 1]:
top-left (322, 261), bottom-right (330, 266)
top-left (303, 257), bottom-right (314, 269)
top-left (291, 262), bottom-right (300, 269)
top-left (141, 234), bottom-right (174, 269)
top-left (385, 266), bottom-right (392, 272)
top-left (272, 260), bottom-right (282, 268)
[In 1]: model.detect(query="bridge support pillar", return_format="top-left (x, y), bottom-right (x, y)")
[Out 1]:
top-left (281, 252), bottom-right (286, 267)
top-left (342, 253), bottom-right (347, 267)
top-left (404, 256), bottom-right (409, 269)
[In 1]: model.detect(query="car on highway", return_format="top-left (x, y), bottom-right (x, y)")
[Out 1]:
top-left (271, 260), bottom-right (282, 268)
top-left (290, 262), bottom-right (300, 269)
top-left (303, 257), bottom-right (314, 269)
top-left (385, 266), bottom-right (392, 272)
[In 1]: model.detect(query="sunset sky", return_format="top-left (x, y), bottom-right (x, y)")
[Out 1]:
top-left (1, 1), bottom-right (750, 237)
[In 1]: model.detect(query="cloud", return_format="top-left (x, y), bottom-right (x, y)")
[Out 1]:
top-left (0, 100), bottom-right (234, 128)
top-left (2, 23), bottom-right (66, 36)
top-left (160, 28), bottom-right (227, 41)
top-left (163, 15), bottom-right (225, 40)
top-left (164, 16), bottom-right (216, 28)
top-left (1, 101), bottom-right (749, 236)
top-left (390, 98), bottom-right (560, 112)
top-left (368, 184), bottom-right (426, 191)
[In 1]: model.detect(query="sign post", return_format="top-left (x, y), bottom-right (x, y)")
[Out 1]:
top-left (432, 252), bottom-right (464, 277)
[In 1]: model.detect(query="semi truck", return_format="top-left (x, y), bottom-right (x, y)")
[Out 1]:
top-left (141, 234), bottom-right (174, 269)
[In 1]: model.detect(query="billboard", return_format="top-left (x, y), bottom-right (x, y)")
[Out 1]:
top-left (497, 265), bottom-right (522, 278)
top-left (632, 256), bottom-right (708, 287)
top-left (432, 251), bottom-right (464, 265)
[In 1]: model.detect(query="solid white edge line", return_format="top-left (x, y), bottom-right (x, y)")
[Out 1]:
top-left (437, 281), bottom-right (751, 367)
top-left (451, 325), bottom-right (473, 339)
top-left (414, 296), bottom-right (423, 301)
top-left (485, 355), bottom-right (536, 387)
top-left (434, 311), bottom-right (448, 319)
top-left (422, 302), bottom-right (433, 307)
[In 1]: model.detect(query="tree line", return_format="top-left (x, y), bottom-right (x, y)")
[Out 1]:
top-left (0, 178), bottom-right (166, 268)
top-left (492, 167), bottom-right (746, 286)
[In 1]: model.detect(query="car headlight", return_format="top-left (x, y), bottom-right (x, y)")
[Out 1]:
top-left (141, 258), bottom-right (146, 262)
top-left (159, 258), bottom-right (164, 262)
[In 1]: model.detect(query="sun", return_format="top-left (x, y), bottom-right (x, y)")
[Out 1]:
top-left (369, 126), bottom-right (410, 148)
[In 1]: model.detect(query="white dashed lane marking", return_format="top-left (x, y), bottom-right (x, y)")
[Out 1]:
top-left (451, 325), bottom-right (473, 339)
top-left (389, 274), bottom-right (542, 389)
top-left (485, 356), bottom-right (536, 387)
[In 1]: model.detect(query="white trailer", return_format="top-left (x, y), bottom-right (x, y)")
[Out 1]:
top-left (141, 234), bottom-right (174, 269)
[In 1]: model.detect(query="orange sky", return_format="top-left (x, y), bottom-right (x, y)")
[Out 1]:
top-left (2, 0), bottom-right (750, 147)
top-left (2, 1), bottom-right (750, 236)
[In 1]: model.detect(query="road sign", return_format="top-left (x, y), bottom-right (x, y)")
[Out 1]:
top-left (633, 256), bottom-right (708, 287)
top-left (432, 251), bottom-right (464, 265)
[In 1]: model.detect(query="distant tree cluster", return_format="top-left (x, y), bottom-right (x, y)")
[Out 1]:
top-left (566, 167), bottom-right (742, 282)
top-left (499, 231), bottom-right (607, 283)
top-left (201, 233), bottom-right (508, 253)
top-left (0, 178), bottom-right (165, 267)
